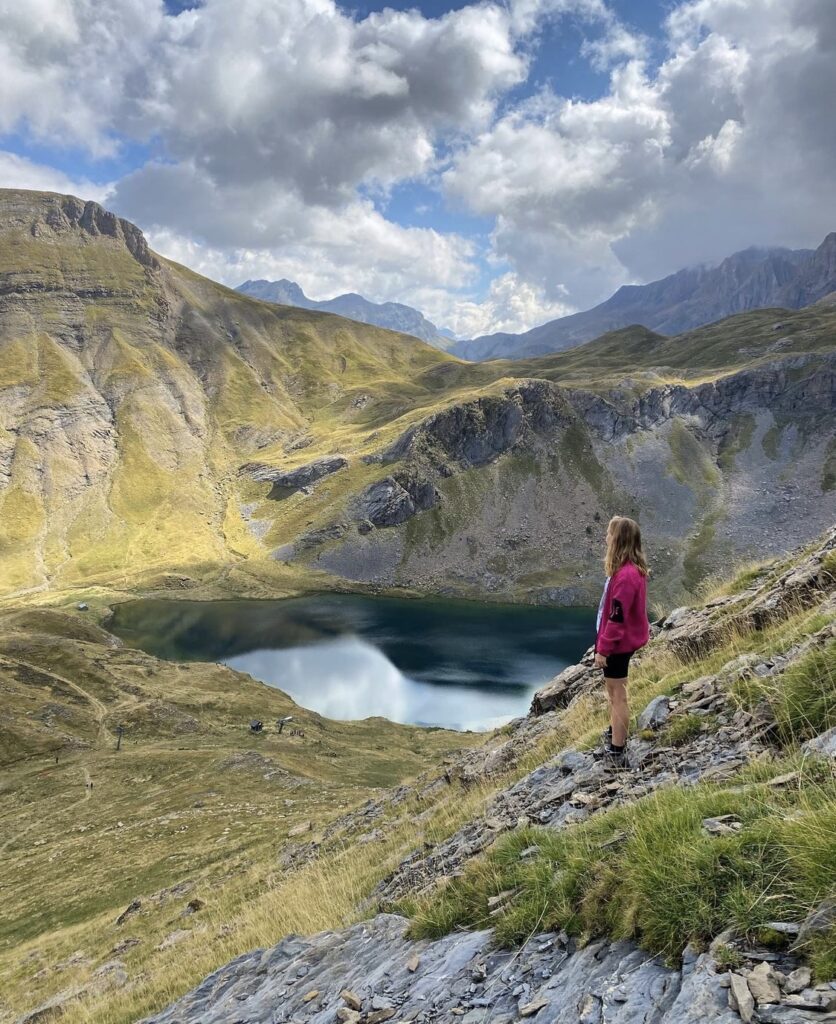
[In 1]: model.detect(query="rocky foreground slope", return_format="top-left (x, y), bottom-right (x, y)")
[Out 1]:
top-left (1, 189), bottom-right (835, 606)
top-left (145, 530), bottom-right (836, 1024)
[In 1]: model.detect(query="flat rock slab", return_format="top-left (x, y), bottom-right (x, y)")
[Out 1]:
top-left (142, 914), bottom-right (738, 1024)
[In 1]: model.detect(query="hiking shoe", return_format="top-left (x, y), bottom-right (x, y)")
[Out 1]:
top-left (593, 743), bottom-right (629, 769)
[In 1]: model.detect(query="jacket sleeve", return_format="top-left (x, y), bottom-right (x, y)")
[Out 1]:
top-left (596, 571), bottom-right (636, 656)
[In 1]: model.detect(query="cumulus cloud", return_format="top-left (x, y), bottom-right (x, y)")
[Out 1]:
top-left (445, 0), bottom-right (836, 307)
top-left (142, 185), bottom-right (478, 306)
top-left (1, 0), bottom-right (834, 339)
top-left (0, 150), bottom-right (112, 201)
top-left (0, 0), bottom-right (163, 156)
top-left (433, 273), bottom-right (572, 338)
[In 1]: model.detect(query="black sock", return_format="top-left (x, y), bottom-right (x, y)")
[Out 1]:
top-left (610, 742), bottom-right (625, 753)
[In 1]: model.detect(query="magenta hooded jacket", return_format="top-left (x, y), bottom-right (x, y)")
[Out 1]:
top-left (595, 561), bottom-right (650, 656)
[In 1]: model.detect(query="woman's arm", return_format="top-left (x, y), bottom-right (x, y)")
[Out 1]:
top-left (596, 571), bottom-right (637, 656)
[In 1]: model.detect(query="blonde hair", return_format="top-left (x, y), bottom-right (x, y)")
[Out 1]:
top-left (605, 515), bottom-right (649, 577)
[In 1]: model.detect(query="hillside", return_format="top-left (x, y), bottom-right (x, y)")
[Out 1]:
top-left (0, 602), bottom-right (482, 1024)
top-left (2, 189), bottom-right (835, 609)
top-left (3, 526), bottom-right (828, 1023)
top-left (236, 278), bottom-right (455, 349)
top-left (453, 235), bottom-right (836, 360)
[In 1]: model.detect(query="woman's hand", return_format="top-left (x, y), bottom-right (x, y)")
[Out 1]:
top-left (594, 652), bottom-right (608, 669)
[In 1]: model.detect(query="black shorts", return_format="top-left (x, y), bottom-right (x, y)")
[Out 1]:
top-left (602, 651), bottom-right (634, 679)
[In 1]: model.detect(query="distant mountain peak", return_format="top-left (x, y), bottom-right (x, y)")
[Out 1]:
top-left (452, 232), bottom-right (836, 361)
top-left (236, 279), bottom-right (455, 350)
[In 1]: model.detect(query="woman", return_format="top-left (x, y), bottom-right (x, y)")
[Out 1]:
top-left (593, 515), bottom-right (650, 768)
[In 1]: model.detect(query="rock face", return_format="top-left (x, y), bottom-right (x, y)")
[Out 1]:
top-left (244, 456), bottom-right (349, 496)
top-left (143, 913), bottom-right (738, 1024)
top-left (236, 278), bottom-right (454, 349)
top-left (453, 234), bottom-right (836, 361)
top-left (307, 360), bottom-right (836, 603)
top-left (355, 473), bottom-right (440, 528)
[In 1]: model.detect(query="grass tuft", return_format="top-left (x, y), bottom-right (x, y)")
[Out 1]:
top-left (409, 767), bottom-right (836, 971)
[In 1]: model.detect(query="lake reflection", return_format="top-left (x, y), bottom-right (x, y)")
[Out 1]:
top-left (109, 594), bottom-right (595, 731)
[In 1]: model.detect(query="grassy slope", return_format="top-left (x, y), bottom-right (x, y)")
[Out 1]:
top-left (0, 606), bottom-right (482, 1023)
top-left (408, 564), bottom-right (836, 979)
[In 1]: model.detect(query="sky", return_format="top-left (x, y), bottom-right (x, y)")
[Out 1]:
top-left (1, 0), bottom-right (834, 339)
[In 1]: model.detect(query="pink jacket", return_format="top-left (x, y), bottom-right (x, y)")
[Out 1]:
top-left (595, 562), bottom-right (649, 656)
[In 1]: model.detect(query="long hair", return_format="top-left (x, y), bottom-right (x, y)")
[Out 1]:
top-left (605, 515), bottom-right (649, 577)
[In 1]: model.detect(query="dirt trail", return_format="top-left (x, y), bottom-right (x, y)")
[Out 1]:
top-left (3, 655), bottom-right (112, 745)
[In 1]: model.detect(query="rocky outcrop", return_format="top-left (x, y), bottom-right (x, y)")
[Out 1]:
top-left (244, 455), bottom-right (349, 496)
top-left (142, 913), bottom-right (739, 1024)
top-left (354, 472), bottom-right (439, 528)
top-left (379, 380), bottom-right (572, 468)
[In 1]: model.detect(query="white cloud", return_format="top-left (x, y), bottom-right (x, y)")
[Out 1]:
top-left (1, 0), bottom-right (834, 340)
top-left (0, 150), bottom-right (112, 202)
top-left (436, 273), bottom-right (573, 338)
top-left (0, 0), bottom-right (164, 156)
top-left (142, 184), bottom-right (479, 315)
top-left (445, 0), bottom-right (836, 307)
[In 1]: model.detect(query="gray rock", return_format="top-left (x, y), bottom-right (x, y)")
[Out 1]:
top-left (747, 961), bottom-right (781, 1004)
top-left (637, 696), bottom-right (672, 731)
top-left (785, 968), bottom-right (813, 994)
top-left (798, 898), bottom-right (836, 945)
top-left (142, 915), bottom-right (739, 1024)
top-left (355, 473), bottom-right (439, 528)
top-left (728, 972), bottom-right (755, 1022)
top-left (244, 456), bottom-right (349, 496)
top-left (802, 726), bottom-right (836, 759)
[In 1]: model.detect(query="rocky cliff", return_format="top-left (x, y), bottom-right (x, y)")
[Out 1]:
top-left (453, 235), bottom-right (836, 361)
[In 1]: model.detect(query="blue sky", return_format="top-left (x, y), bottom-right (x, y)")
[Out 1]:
top-left (1, 0), bottom-right (833, 337)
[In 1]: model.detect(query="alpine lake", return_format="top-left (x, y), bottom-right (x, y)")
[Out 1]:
top-left (109, 594), bottom-right (595, 731)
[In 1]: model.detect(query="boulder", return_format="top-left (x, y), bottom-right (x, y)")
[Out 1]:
top-left (637, 695), bottom-right (671, 731)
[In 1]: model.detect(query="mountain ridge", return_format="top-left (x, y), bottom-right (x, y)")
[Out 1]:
top-left (236, 277), bottom-right (455, 349)
top-left (453, 235), bottom-right (836, 360)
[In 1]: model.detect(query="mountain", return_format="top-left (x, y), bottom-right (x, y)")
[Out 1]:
top-left (2, 188), bottom-right (836, 1023)
top-left (1, 189), bottom-right (835, 610)
top-left (453, 236), bottom-right (836, 360)
top-left (236, 277), bottom-right (455, 349)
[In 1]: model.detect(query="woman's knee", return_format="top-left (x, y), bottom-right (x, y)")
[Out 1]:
top-left (605, 678), bottom-right (628, 702)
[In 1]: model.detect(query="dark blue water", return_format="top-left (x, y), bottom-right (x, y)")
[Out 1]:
top-left (109, 594), bottom-right (595, 731)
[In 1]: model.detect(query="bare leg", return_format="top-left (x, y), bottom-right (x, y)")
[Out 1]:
top-left (605, 678), bottom-right (629, 747)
